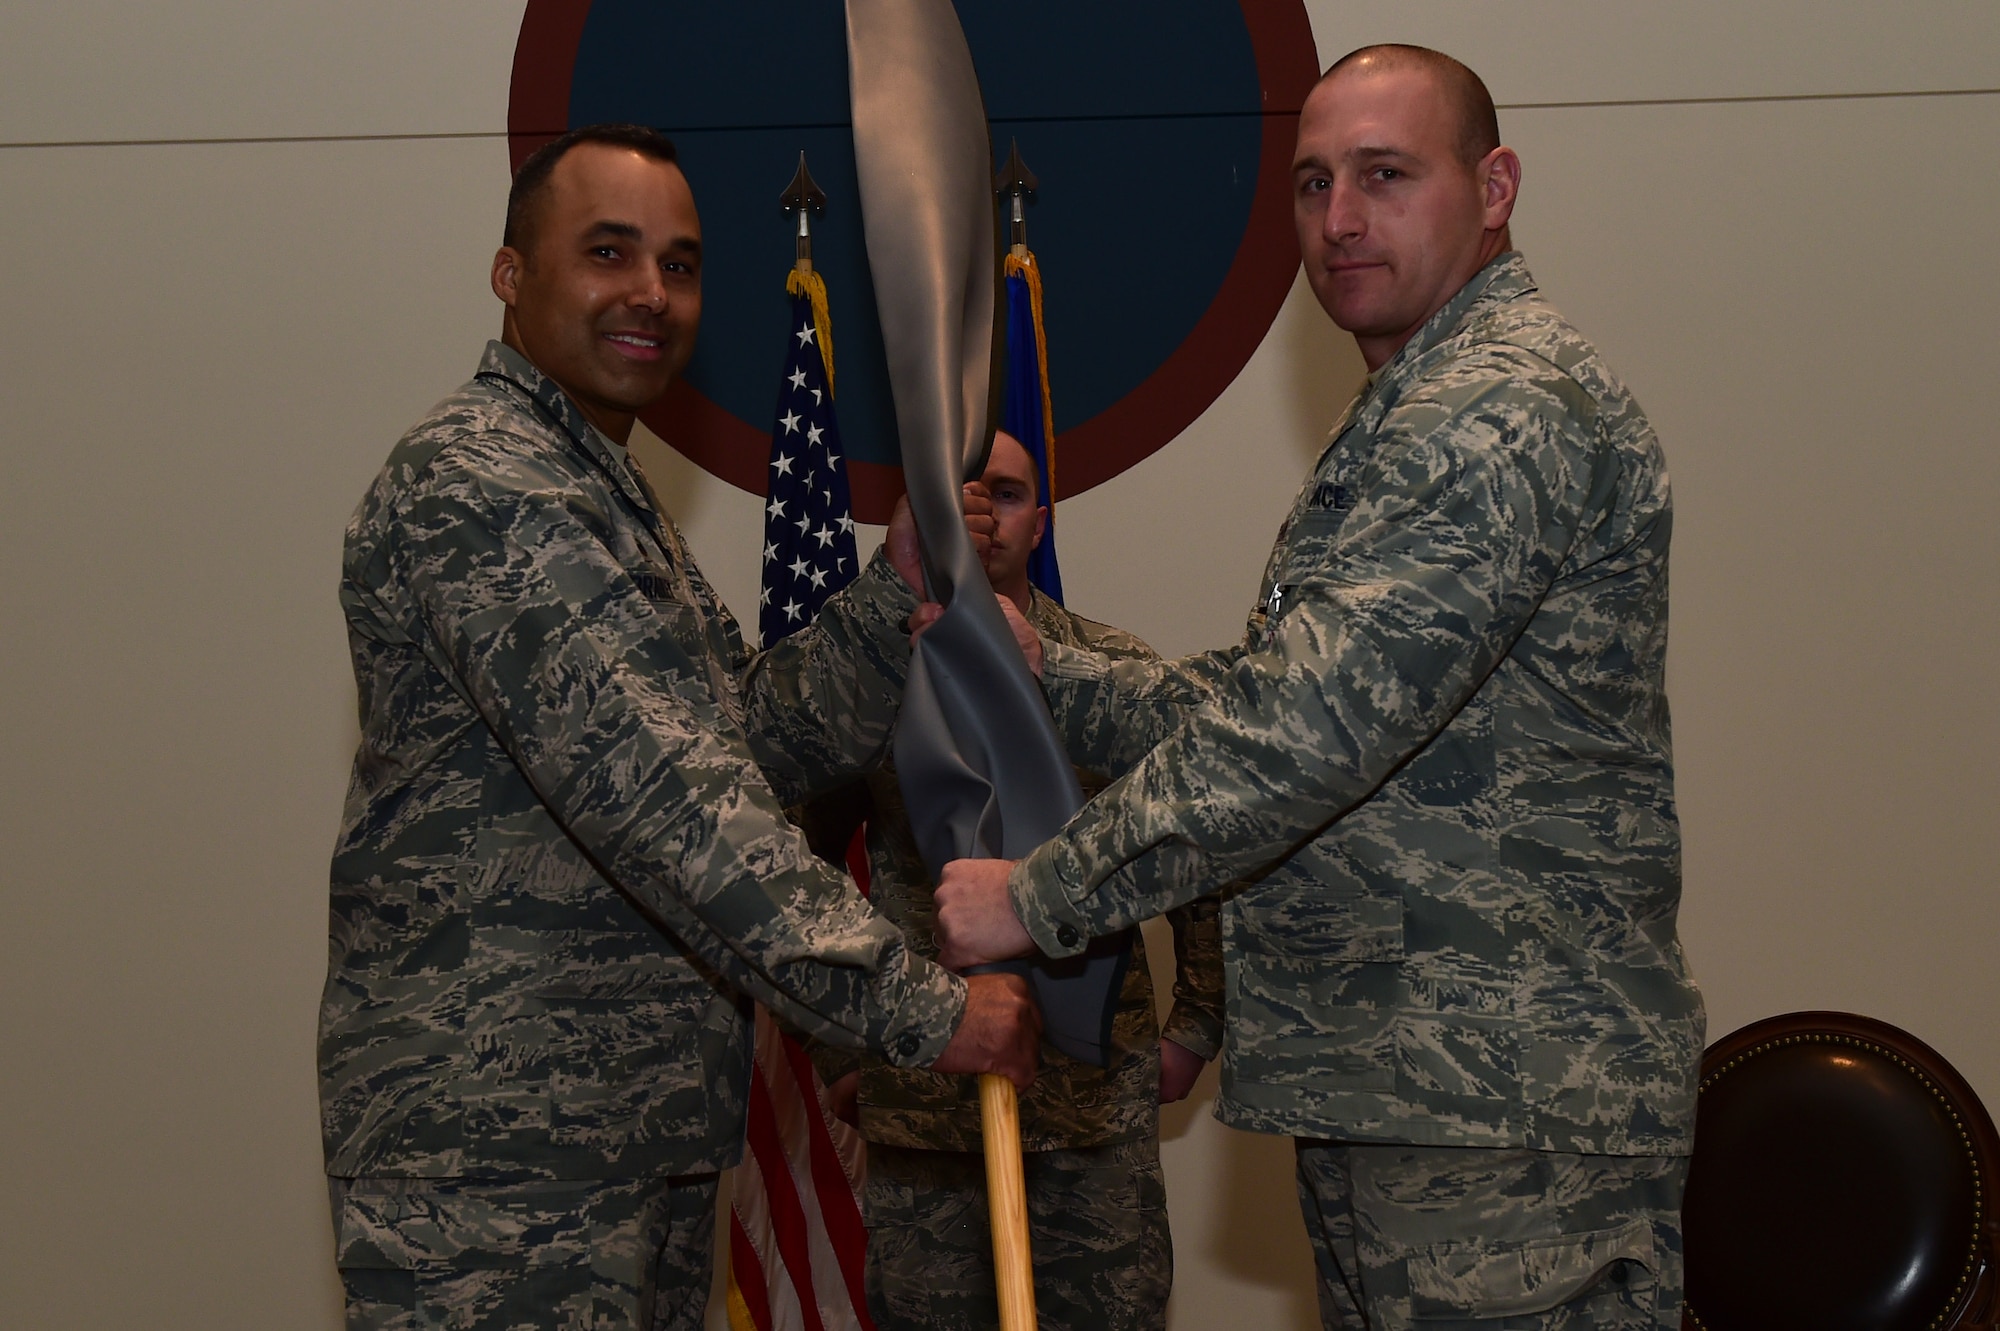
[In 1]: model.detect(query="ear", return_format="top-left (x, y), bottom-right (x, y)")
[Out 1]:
top-left (491, 246), bottom-right (526, 308)
top-left (1479, 146), bottom-right (1522, 232)
top-left (1030, 505), bottom-right (1048, 551)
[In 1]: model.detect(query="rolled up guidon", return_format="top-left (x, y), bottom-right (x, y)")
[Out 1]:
top-left (844, 4), bottom-right (1135, 1327)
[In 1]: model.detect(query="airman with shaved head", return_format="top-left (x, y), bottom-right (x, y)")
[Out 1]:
top-left (936, 46), bottom-right (1703, 1329)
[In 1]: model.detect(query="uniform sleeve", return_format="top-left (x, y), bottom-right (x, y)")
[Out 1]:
top-left (1159, 897), bottom-right (1225, 1060)
top-left (392, 440), bottom-right (964, 1062)
top-left (1037, 642), bottom-right (1239, 781)
top-left (1010, 356), bottom-right (1606, 954)
top-left (736, 550), bottom-right (922, 805)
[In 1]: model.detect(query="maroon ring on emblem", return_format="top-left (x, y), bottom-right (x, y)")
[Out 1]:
top-left (508, 1), bottom-right (1316, 522)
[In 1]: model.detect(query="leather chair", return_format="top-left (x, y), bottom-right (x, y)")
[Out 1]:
top-left (1683, 1011), bottom-right (2000, 1330)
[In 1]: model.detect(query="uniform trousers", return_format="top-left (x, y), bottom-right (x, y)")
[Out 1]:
top-left (1293, 1142), bottom-right (1687, 1330)
top-left (864, 1137), bottom-right (1172, 1331)
top-left (330, 1174), bottom-right (719, 1331)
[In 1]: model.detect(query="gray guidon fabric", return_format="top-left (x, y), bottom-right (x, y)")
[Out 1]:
top-left (846, 0), bottom-right (1129, 1066)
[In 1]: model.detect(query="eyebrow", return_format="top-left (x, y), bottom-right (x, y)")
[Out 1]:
top-left (582, 219), bottom-right (702, 259)
top-left (1349, 145), bottom-right (1417, 162)
top-left (584, 220), bottom-right (643, 243)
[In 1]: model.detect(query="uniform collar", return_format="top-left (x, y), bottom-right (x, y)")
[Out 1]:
top-left (1369, 251), bottom-right (1537, 394)
top-left (1025, 585), bottom-right (1062, 634)
top-left (474, 340), bottom-right (658, 520)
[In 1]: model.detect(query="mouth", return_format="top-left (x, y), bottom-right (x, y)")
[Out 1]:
top-left (603, 330), bottom-right (667, 362)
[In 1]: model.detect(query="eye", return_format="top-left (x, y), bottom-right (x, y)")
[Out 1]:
top-left (590, 245), bottom-right (620, 260)
top-left (1299, 174), bottom-right (1330, 194)
top-left (1370, 167), bottom-right (1402, 182)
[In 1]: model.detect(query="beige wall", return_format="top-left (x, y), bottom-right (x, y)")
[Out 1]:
top-left (2, 4), bottom-right (1996, 1328)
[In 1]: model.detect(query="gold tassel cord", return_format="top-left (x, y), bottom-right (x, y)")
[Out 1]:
top-left (1003, 249), bottom-right (1057, 502)
top-left (786, 265), bottom-right (836, 399)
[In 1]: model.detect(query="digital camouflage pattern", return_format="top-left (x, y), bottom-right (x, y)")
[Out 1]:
top-left (1294, 1141), bottom-right (1686, 1328)
top-left (323, 341), bottom-right (966, 1183)
top-left (864, 1139), bottom-right (1171, 1331)
top-left (332, 1174), bottom-right (718, 1330)
top-left (1010, 254), bottom-right (1704, 1155)
top-left (854, 589), bottom-right (1224, 1153)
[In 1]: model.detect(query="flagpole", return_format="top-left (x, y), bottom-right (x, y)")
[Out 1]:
top-left (984, 139), bottom-right (1042, 1331)
top-left (979, 1074), bottom-right (1035, 1331)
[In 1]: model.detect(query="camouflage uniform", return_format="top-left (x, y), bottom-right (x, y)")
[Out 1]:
top-left (323, 342), bottom-right (966, 1327)
top-left (1003, 256), bottom-right (1704, 1327)
top-left (866, 1139), bottom-right (1171, 1331)
top-left (1293, 1144), bottom-right (1685, 1330)
top-left (331, 1174), bottom-right (717, 1330)
top-left (852, 592), bottom-right (1222, 1331)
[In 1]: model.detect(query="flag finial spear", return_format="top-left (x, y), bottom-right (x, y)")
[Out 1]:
top-left (995, 139), bottom-right (1037, 256)
top-left (780, 151), bottom-right (827, 271)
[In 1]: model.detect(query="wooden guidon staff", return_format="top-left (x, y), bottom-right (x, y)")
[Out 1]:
top-left (980, 1074), bottom-right (1037, 1329)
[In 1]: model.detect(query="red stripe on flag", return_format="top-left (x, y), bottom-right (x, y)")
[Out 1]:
top-left (746, 1065), bottom-right (830, 1331)
top-left (729, 1212), bottom-right (776, 1331)
top-left (778, 1033), bottom-right (877, 1329)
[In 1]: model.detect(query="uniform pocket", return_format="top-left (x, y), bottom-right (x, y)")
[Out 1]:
top-left (1407, 1215), bottom-right (1656, 1318)
top-left (647, 600), bottom-right (743, 729)
top-left (1275, 509), bottom-right (1350, 588)
top-left (545, 994), bottom-right (715, 1151)
top-left (1225, 948), bottom-right (1401, 1092)
top-left (1396, 975), bottom-right (1521, 1104)
top-left (1227, 850), bottom-right (1405, 963)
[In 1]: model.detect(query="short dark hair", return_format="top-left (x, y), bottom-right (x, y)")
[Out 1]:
top-left (504, 123), bottom-right (681, 255)
top-left (1322, 44), bottom-right (1500, 168)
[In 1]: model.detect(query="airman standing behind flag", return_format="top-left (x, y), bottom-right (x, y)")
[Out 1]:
top-left (934, 46), bottom-right (1704, 1330)
top-left (842, 431), bottom-right (1223, 1331)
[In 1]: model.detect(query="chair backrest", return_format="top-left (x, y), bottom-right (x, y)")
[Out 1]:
top-left (1683, 1011), bottom-right (2000, 1331)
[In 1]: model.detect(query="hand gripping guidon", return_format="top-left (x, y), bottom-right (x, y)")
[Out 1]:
top-left (845, 2), bottom-right (1133, 1325)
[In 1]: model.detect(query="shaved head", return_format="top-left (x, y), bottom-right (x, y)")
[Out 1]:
top-left (1321, 44), bottom-right (1499, 168)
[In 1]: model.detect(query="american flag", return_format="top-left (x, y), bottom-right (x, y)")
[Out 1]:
top-left (727, 281), bottom-right (876, 1331)
top-left (758, 292), bottom-right (859, 646)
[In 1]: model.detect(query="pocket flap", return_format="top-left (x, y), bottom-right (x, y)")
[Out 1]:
top-left (1407, 1215), bottom-right (1654, 1316)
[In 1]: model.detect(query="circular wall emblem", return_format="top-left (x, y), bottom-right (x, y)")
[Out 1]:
top-left (511, 1), bottom-right (1316, 521)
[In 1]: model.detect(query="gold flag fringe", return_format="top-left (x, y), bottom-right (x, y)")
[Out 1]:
top-left (1004, 249), bottom-right (1057, 502)
top-left (786, 266), bottom-right (836, 399)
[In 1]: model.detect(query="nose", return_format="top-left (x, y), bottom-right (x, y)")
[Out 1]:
top-left (633, 272), bottom-right (667, 314)
top-left (1323, 176), bottom-right (1364, 245)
